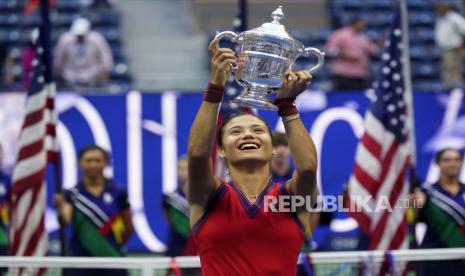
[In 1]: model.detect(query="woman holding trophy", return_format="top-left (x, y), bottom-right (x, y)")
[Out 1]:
top-left (187, 33), bottom-right (319, 273)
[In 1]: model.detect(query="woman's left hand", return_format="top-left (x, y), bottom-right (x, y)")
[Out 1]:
top-left (275, 70), bottom-right (312, 99)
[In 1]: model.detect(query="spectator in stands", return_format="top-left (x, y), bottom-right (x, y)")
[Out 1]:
top-left (54, 17), bottom-right (113, 89)
top-left (435, 2), bottom-right (465, 89)
top-left (54, 145), bottom-right (133, 276)
top-left (21, 29), bottom-right (39, 90)
top-left (0, 144), bottom-right (10, 258)
top-left (325, 17), bottom-right (379, 91)
top-left (411, 148), bottom-right (465, 275)
top-left (161, 155), bottom-right (197, 257)
top-left (0, 42), bottom-right (14, 88)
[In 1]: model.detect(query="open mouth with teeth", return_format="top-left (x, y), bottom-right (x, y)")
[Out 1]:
top-left (238, 142), bottom-right (260, 150)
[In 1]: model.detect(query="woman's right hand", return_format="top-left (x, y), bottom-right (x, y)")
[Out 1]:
top-left (209, 38), bottom-right (238, 87)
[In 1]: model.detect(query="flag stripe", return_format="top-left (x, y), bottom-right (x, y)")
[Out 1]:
top-left (354, 162), bottom-right (378, 196)
top-left (17, 140), bottom-right (44, 164)
top-left (12, 151), bottom-right (47, 184)
top-left (355, 143), bottom-right (382, 182)
top-left (11, 184), bottom-right (42, 254)
top-left (23, 215), bottom-right (45, 256)
top-left (14, 184), bottom-right (46, 256)
top-left (365, 112), bottom-right (395, 158)
top-left (376, 181), bottom-right (409, 250)
top-left (370, 145), bottom-right (408, 227)
top-left (369, 158), bottom-right (408, 249)
top-left (361, 133), bottom-right (382, 159)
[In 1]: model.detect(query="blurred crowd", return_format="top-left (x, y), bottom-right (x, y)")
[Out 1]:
top-left (0, 0), bottom-right (129, 93)
top-left (0, 1), bottom-right (464, 93)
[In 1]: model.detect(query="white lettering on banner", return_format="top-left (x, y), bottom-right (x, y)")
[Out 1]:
top-left (127, 91), bottom-right (167, 252)
top-left (310, 107), bottom-right (365, 196)
top-left (56, 122), bottom-right (77, 189)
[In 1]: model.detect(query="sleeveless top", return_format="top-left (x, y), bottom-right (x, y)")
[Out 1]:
top-left (193, 180), bottom-right (304, 275)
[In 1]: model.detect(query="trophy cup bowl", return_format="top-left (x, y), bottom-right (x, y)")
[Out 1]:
top-left (215, 6), bottom-right (325, 110)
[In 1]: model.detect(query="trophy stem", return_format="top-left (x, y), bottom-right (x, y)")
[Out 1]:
top-left (233, 84), bottom-right (278, 111)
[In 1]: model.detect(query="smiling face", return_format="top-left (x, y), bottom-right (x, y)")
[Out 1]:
top-left (219, 114), bottom-right (273, 166)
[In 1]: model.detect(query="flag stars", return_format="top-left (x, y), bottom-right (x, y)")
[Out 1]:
top-left (382, 67), bottom-right (391, 75)
top-left (392, 73), bottom-right (401, 81)
top-left (37, 47), bottom-right (44, 54)
top-left (390, 60), bottom-right (397, 68)
top-left (393, 29), bottom-right (402, 37)
top-left (397, 43), bottom-right (403, 50)
top-left (387, 104), bottom-right (396, 112)
top-left (397, 101), bottom-right (405, 108)
top-left (226, 87), bottom-right (237, 96)
top-left (382, 53), bottom-right (391, 61)
top-left (233, 18), bottom-right (241, 27)
top-left (37, 76), bottom-right (44, 83)
top-left (382, 81), bottom-right (390, 88)
top-left (395, 87), bottom-right (403, 94)
top-left (32, 59), bottom-right (39, 67)
top-left (391, 118), bottom-right (398, 126)
top-left (229, 102), bottom-right (239, 109)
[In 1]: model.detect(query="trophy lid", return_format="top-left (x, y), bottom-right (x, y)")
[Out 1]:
top-left (244, 6), bottom-right (299, 46)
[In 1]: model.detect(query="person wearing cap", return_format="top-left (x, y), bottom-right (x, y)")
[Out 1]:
top-left (54, 18), bottom-right (114, 88)
top-left (435, 2), bottom-right (465, 89)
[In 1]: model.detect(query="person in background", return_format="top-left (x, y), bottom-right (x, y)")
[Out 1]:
top-left (54, 17), bottom-right (113, 89)
top-left (0, 41), bottom-right (14, 88)
top-left (325, 17), bottom-right (379, 91)
top-left (411, 148), bottom-right (465, 276)
top-left (21, 29), bottom-right (39, 90)
top-left (161, 155), bottom-right (197, 257)
top-left (53, 145), bottom-right (133, 276)
top-left (271, 131), bottom-right (293, 184)
top-left (435, 2), bottom-right (465, 89)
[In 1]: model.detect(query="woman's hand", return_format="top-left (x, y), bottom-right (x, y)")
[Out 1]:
top-left (276, 70), bottom-right (312, 99)
top-left (209, 38), bottom-right (238, 86)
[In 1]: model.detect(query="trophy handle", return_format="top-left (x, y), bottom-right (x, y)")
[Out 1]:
top-left (214, 31), bottom-right (238, 47)
top-left (214, 31), bottom-right (239, 71)
top-left (302, 47), bottom-right (325, 75)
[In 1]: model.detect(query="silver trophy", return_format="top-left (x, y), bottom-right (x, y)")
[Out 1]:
top-left (215, 6), bottom-right (325, 110)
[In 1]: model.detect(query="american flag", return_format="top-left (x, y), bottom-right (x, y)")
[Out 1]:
top-left (214, 0), bottom-right (252, 176)
top-left (346, 5), bottom-right (410, 254)
top-left (9, 0), bottom-right (57, 273)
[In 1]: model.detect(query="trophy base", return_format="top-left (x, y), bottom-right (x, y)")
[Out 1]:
top-left (233, 85), bottom-right (278, 111)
